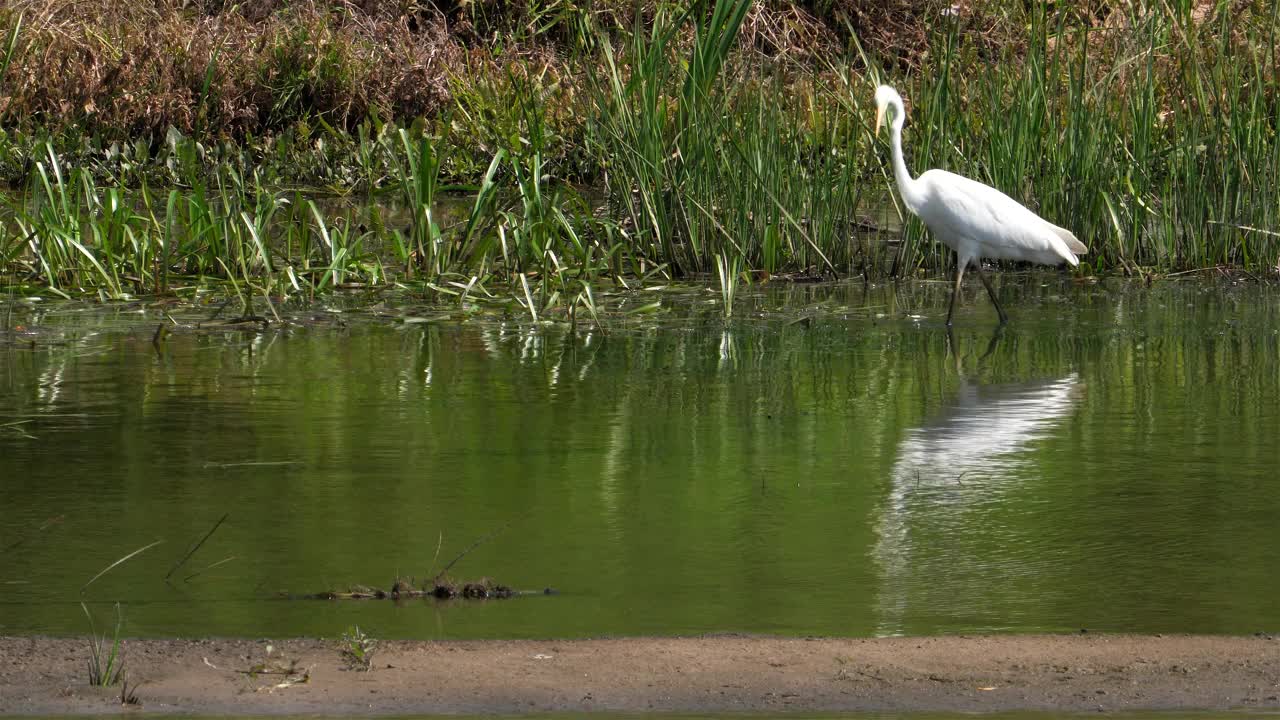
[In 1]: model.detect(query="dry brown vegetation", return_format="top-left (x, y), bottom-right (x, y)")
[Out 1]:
top-left (0, 0), bottom-right (462, 135)
top-left (1, 0), bottom-right (1256, 139)
top-left (0, 0), bottom-right (1006, 137)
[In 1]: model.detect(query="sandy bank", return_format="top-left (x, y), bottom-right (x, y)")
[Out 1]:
top-left (1, 634), bottom-right (1277, 715)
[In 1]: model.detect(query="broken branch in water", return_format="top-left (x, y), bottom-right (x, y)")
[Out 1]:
top-left (286, 576), bottom-right (558, 602)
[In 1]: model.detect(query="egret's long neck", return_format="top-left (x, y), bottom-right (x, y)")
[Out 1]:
top-left (889, 118), bottom-right (924, 212)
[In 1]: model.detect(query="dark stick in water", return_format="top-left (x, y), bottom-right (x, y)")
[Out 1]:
top-left (432, 523), bottom-right (510, 584)
top-left (166, 513), bottom-right (229, 582)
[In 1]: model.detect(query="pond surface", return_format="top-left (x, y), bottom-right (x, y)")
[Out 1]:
top-left (1, 276), bottom-right (1278, 639)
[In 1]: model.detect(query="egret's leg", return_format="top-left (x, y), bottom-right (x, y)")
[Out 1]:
top-left (979, 324), bottom-right (1005, 361)
top-left (945, 326), bottom-right (962, 373)
top-left (974, 264), bottom-right (1009, 325)
top-left (946, 258), bottom-right (968, 327)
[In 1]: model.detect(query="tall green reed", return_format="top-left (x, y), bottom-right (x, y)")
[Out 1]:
top-left (19, 144), bottom-right (126, 297)
top-left (387, 126), bottom-right (446, 277)
top-left (4, 2), bottom-right (1277, 302)
top-left (588, 0), bottom-right (852, 278)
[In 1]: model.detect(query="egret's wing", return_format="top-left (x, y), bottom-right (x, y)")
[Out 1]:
top-left (917, 170), bottom-right (1079, 264)
top-left (1047, 221), bottom-right (1088, 254)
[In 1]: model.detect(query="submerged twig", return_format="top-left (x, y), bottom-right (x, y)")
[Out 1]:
top-left (0, 514), bottom-right (62, 555)
top-left (203, 460), bottom-right (300, 469)
top-left (432, 524), bottom-right (510, 584)
top-left (206, 298), bottom-right (235, 322)
top-left (166, 513), bottom-right (228, 581)
top-left (184, 555), bottom-right (237, 582)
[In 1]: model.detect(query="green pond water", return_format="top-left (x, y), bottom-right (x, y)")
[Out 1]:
top-left (1, 276), bottom-right (1278, 640)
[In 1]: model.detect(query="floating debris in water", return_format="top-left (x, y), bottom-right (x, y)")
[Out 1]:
top-left (287, 576), bottom-right (554, 601)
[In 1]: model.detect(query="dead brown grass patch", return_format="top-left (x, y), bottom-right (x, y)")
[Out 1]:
top-left (1, 0), bottom-right (459, 135)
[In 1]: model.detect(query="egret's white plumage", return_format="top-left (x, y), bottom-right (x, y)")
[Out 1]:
top-left (874, 85), bottom-right (1086, 324)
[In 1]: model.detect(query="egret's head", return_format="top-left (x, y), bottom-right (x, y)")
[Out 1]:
top-left (874, 85), bottom-right (904, 135)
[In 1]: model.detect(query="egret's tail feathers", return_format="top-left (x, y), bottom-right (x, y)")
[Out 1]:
top-left (1048, 222), bottom-right (1088, 255)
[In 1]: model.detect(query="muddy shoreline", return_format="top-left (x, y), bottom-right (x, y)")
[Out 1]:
top-left (1, 634), bottom-right (1277, 715)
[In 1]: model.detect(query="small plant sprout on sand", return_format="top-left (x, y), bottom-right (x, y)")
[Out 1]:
top-left (339, 626), bottom-right (378, 672)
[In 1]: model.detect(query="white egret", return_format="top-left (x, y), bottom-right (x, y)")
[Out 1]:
top-left (873, 85), bottom-right (1087, 325)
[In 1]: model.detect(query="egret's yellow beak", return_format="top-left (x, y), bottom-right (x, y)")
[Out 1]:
top-left (874, 103), bottom-right (885, 136)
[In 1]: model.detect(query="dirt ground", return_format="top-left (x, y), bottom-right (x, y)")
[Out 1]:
top-left (1, 634), bottom-right (1277, 715)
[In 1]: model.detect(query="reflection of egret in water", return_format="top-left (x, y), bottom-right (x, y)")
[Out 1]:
top-left (874, 364), bottom-right (1081, 636)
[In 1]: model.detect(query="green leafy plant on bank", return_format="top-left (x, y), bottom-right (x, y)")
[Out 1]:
top-left (338, 625), bottom-right (378, 672)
